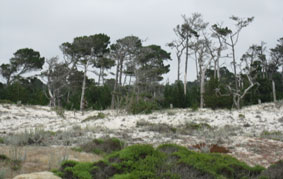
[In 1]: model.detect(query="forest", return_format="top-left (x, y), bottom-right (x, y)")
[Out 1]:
top-left (0, 13), bottom-right (283, 113)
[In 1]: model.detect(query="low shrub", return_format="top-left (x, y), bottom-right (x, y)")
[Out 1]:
top-left (79, 138), bottom-right (124, 155)
top-left (259, 160), bottom-right (283, 179)
top-left (82, 112), bottom-right (106, 123)
top-left (127, 99), bottom-right (159, 114)
top-left (54, 143), bottom-right (265, 179)
top-left (0, 154), bottom-right (9, 161)
top-left (136, 121), bottom-right (176, 134)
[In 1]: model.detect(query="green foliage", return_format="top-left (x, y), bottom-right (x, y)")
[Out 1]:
top-left (127, 98), bottom-right (159, 114)
top-left (55, 144), bottom-right (265, 179)
top-left (0, 77), bottom-right (48, 106)
top-left (85, 84), bottom-right (112, 110)
top-left (184, 122), bottom-right (212, 130)
top-left (191, 103), bottom-right (199, 111)
top-left (175, 147), bottom-right (263, 178)
top-left (0, 154), bottom-right (9, 161)
top-left (204, 77), bottom-right (233, 109)
top-left (0, 48), bottom-right (44, 86)
top-left (56, 160), bottom-right (93, 179)
top-left (163, 81), bottom-right (189, 108)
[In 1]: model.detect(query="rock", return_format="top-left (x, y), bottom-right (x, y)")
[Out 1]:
top-left (13, 171), bottom-right (60, 179)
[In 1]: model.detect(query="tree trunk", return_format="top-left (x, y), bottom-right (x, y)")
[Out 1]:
top-left (177, 57), bottom-right (181, 81)
top-left (123, 74), bottom-right (127, 86)
top-left (217, 57), bottom-right (220, 80)
top-left (272, 80), bottom-right (277, 102)
top-left (102, 67), bottom-right (105, 85)
top-left (214, 60), bottom-right (217, 79)
top-left (111, 59), bottom-right (120, 109)
top-left (98, 67), bottom-right (102, 85)
top-left (231, 39), bottom-right (238, 92)
top-left (184, 36), bottom-right (189, 95)
top-left (48, 88), bottom-right (56, 107)
top-left (195, 59), bottom-right (199, 81)
top-left (200, 69), bottom-right (205, 108)
top-left (129, 75), bottom-right (132, 85)
top-left (119, 59), bottom-right (124, 86)
top-left (80, 63), bottom-right (88, 112)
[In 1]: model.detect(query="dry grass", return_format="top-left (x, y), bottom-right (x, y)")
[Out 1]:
top-left (0, 145), bottom-right (102, 179)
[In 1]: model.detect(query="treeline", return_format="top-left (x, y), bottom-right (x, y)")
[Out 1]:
top-left (0, 13), bottom-right (282, 112)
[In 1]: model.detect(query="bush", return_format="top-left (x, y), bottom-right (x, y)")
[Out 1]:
top-left (79, 138), bottom-right (124, 155)
top-left (127, 99), bottom-right (159, 114)
top-left (259, 160), bottom-right (283, 179)
top-left (54, 143), bottom-right (265, 179)
top-left (82, 112), bottom-right (106, 123)
top-left (204, 78), bottom-right (233, 109)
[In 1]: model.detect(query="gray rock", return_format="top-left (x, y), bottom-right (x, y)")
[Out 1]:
top-left (13, 171), bottom-right (60, 179)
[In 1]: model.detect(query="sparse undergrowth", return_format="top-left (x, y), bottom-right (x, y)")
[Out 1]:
top-left (260, 130), bottom-right (283, 142)
top-left (0, 153), bottom-right (23, 172)
top-left (82, 112), bottom-right (106, 123)
top-left (77, 138), bottom-right (124, 155)
top-left (136, 120), bottom-right (177, 134)
top-left (54, 143), bottom-right (266, 179)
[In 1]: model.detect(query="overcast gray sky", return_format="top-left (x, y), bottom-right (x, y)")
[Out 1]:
top-left (1, 0), bottom-right (283, 82)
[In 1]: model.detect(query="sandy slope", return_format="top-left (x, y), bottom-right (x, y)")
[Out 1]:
top-left (0, 102), bottom-right (283, 168)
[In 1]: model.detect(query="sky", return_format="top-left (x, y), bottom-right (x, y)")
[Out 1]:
top-left (0, 0), bottom-right (283, 83)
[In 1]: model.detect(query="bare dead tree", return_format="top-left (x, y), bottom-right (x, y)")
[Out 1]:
top-left (167, 36), bottom-right (185, 81)
top-left (212, 16), bottom-right (254, 95)
top-left (173, 13), bottom-right (204, 95)
top-left (227, 46), bottom-right (259, 109)
top-left (41, 57), bottom-right (74, 107)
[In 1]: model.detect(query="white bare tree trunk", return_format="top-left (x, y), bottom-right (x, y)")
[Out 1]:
top-left (184, 37), bottom-right (189, 95)
top-left (200, 69), bottom-right (206, 108)
top-left (272, 80), bottom-right (277, 102)
top-left (48, 88), bottom-right (56, 107)
top-left (80, 63), bottom-right (88, 112)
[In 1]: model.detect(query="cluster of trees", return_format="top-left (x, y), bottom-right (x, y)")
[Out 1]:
top-left (167, 14), bottom-right (283, 109)
top-left (0, 13), bottom-right (282, 112)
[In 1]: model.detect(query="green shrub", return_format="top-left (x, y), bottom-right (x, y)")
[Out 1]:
top-left (80, 138), bottom-right (124, 155)
top-left (204, 77), bottom-right (233, 109)
top-left (191, 103), bottom-right (199, 111)
top-left (136, 121), bottom-right (176, 134)
top-left (0, 154), bottom-right (9, 161)
top-left (55, 143), bottom-right (265, 179)
top-left (259, 160), bottom-right (283, 179)
top-left (128, 99), bottom-right (159, 114)
top-left (82, 112), bottom-right (106, 123)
